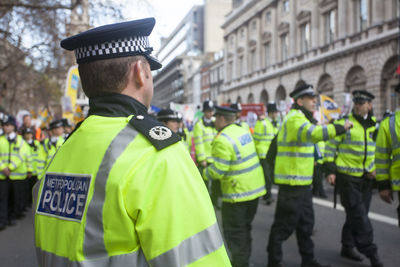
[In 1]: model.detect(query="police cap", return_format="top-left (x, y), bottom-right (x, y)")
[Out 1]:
top-left (49, 120), bottom-right (64, 130)
top-left (352, 90), bottom-right (375, 104)
top-left (22, 127), bottom-right (33, 135)
top-left (289, 84), bottom-right (317, 99)
top-left (157, 109), bottom-right (182, 122)
top-left (202, 100), bottom-right (214, 112)
top-left (230, 102), bottom-right (242, 112)
top-left (214, 106), bottom-right (237, 116)
top-left (3, 115), bottom-right (16, 127)
top-left (60, 18), bottom-right (162, 70)
top-left (267, 102), bottom-right (278, 113)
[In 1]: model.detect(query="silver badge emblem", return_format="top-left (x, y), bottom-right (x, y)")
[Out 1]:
top-left (149, 126), bottom-right (172, 140)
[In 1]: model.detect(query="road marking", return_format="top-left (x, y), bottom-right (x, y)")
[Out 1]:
top-left (271, 188), bottom-right (398, 226)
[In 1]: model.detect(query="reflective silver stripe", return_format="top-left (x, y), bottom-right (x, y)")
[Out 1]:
top-left (194, 136), bottom-right (202, 140)
top-left (376, 169), bottom-right (389, 175)
top-left (221, 133), bottom-right (241, 160)
top-left (277, 152), bottom-right (314, 158)
top-left (324, 152), bottom-right (335, 158)
top-left (306, 125), bottom-right (315, 141)
top-left (209, 164), bottom-right (226, 176)
top-left (203, 138), bottom-right (214, 143)
top-left (149, 223), bottom-right (223, 267)
top-left (389, 115), bottom-right (399, 149)
top-left (298, 123), bottom-right (308, 142)
top-left (329, 139), bottom-right (340, 146)
top-left (338, 148), bottom-right (374, 156)
top-left (84, 125), bottom-right (138, 259)
top-left (226, 161), bottom-right (260, 176)
top-left (342, 140), bottom-right (375, 146)
top-left (213, 152), bottom-right (257, 165)
top-left (222, 185), bottom-right (265, 199)
top-left (337, 166), bottom-right (364, 173)
top-left (375, 158), bottom-right (390, 165)
top-left (9, 172), bottom-right (27, 177)
top-left (275, 174), bottom-right (312, 181)
top-left (325, 146), bottom-right (336, 153)
top-left (393, 154), bottom-right (400, 162)
top-left (392, 180), bottom-right (400, 186)
top-left (203, 133), bottom-right (215, 137)
top-left (36, 246), bottom-right (147, 267)
top-left (376, 146), bottom-right (390, 154)
top-left (194, 141), bottom-right (203, 145)
top-left (322, 126), bottom-right (329, 141)
top-left (277, 141), bottom-right (313, 147)
top-left (366, 161), bottom-right (375, 171)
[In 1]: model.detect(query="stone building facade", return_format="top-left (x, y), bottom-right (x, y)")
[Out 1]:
top-left (221, 0), bottom-right (399, 118)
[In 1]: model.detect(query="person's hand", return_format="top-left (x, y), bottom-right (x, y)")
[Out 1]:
top-left (201, 160), bottom-right (207, 168)
top-left (365, 170), bottom-right (376, 180)
top-left (344, 120), bottom-right (353, 131)
top-left (326, 174), bottom-right (336, 185)
top-left (2, 168), bottom-right (10, 177)
top-left (379, 189), bottom-right (393, 204)
top-left (27, 172), bottom-right (32, 178)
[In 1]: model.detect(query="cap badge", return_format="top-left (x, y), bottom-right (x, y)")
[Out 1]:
top-left (149, 126), bottom-right (172, 141)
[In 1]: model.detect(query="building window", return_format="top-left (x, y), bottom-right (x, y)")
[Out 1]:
top-left (263, 42), bottom-right (271, 67)
top-left (250, 49), bottom-right (257, 72)
top-left (251, 20), bottom-right (257, 31)
top-left (227, 61), bottom-right (233, 81)
top-left (281, 33), bottom-right (289, 61)
top-left (325, 9), bottom-right (336, 44)
top-left (283, 0), bottom-right (290, 13)
top-left (300, 22), bottom-right (310, 53)
top-left (265, 11), bottom-right (271, 24)
top-left (240, 28), bottom-right (245, 40)
top-left (357, 0), bottom-right (368, 31)
top-left (238, 55), bottom-right (243, 77)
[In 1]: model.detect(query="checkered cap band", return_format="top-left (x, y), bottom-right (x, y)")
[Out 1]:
top-left (74, 36), bottom-right (151, 63)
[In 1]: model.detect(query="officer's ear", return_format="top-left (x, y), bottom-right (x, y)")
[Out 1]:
top-left (132, 60), bottom-right (146, 87)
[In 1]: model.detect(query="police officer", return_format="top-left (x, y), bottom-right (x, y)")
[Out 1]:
top-left (22, 127), bottom-right (40, 206)
top-left (230, 102), bottom-right (250, 131)
top-left (33, 18), bottom-right (230, 266)
top-left (324, 90), bottom-right (383, 267)
top-left (254, 102), bottom-right (280, 205)
top-left (267, 84), bottom-right (352, 267)
top-left (204, 105), bottom-right (265, 267)
top-left (156, 109), bottom-right (190, 150)
top-left (375, 84), bottom-right (400, 226)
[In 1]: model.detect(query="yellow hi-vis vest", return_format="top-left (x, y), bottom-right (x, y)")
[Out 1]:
top-left (193, 118), bottom-right (216, 163)
top-left (376, 111), bottom-right (400, 191)
top-left (253, 118), bottom-right (276, 159)
top-left (0, 135), bottom-right (31, 180)
top-left (274, 109), bottom-right (337, 186)
top-left (325, 114), bottom-right (376, 177)
top-left (27, 139), bottom-right (40, 176)
top-left (203, 123), bottom-right (265, 202)
top-left (34, 114), bottom-right (230, 267)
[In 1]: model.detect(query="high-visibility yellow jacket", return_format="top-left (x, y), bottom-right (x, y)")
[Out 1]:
top-left (325, 113), bottom-right (376, 177)
top-left (253, 118), bottom-right (279, 159)
top-left (316, 141), bottom-right (325, 165)
top-left (0, 135), bottom-right (31, 180)
top-left (26, 139), bottom-right (41, 176)
top-left (376, 111), bottom-right (400, 191)
top-left (236, 120), bottom-right (251, 132)
top-left (37, 136), bottom-right (65, 179)
top-left (193, 117), bottom-right (216, 163)
top-left (275, 109), bottom-right (337, 186)
top-left (203, 123), bottom-right (265, 202)
top-left (34, 94), bottom-right (230, 267)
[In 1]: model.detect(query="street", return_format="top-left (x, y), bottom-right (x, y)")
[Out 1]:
top-left (1, 184), bottom-right (399, 267)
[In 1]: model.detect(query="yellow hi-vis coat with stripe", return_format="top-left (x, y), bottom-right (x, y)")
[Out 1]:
top-left (36, 137), bottom-right (65, 179)
top-left (34, 114), bottom-right (230, 267)
top-left (324, 114), bottom-right (376, 177)
top-left (0, 135), bottom-right (31, 180)
top-left (203, 123), bottom-right (266, 202)
top-left (193, 118), bottom-right (216, 163)
top-left (253, 118), bottom-right (278, 159)
top-left (375, 111), bottom-right (400, 191)
top-left (27, 139), bottom-right (41, 176)
top-left (275, 109), bottom-right (337, 186)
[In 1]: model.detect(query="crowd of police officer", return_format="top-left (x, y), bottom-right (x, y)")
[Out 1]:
top-left (0, 113), bottom-right (72, 231)
top-left (173, 83), bottom-right (400, 267)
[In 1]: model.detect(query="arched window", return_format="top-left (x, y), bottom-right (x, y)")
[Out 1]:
top-left (345, 65), bottom-right (367, 92)
top-left (381, 56), bottom-right (400, 114)
top-left (247, 93), bottom-right (255, 103)
top-left (260, 89), bottom-right (269, 104)
top-left (317, 74), bottom-right (334, 98)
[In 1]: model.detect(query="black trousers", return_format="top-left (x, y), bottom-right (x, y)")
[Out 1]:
top-left (260, 158), bottom-right (273, 200)
top-left (312, 163), bottom-right (326, 196)
top-left (9, 179), bottom-right (26, 220)
top-left (0, 179), bottom-right (10, 225)
top-left (222, 198), bottom-right (259, 267)
top-left (267, 185), bottom-right (315, 264)
top-left (338, 173), bottom-right (377, 257)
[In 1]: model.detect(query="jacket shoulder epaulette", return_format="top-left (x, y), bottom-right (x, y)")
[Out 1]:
top-left (129, 114), bottom-right (181, 150)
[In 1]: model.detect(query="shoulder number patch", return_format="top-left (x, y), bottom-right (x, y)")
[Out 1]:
top-left (149, 126), bottom-right (172, 140)
top-left (36, 173), bottom-right (91, 222)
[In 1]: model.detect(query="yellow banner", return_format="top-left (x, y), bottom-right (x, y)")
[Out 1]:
top-left (320, 95), bottom-right (341, 123)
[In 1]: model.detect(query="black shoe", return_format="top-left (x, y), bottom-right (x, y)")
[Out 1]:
top-left (265, 197), bottom-right (274, 205)
top-left (301, 259), bottom-right (330, 267)
top-left (341, 246), bottom-right (363, 261)
top-left (0, 224), bottom-right (6, 231)
top-left (368, 253), bottom-right (384, 267)
top-left (267, 262), bottom-right (284, 267)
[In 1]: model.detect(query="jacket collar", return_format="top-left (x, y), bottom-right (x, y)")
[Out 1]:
top-left (88, 93), bottom-right (148, 117)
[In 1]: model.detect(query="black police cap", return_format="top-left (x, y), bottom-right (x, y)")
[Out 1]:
top-left (289, 84), bottom-right (317, 99)
top-left (22, 127), bottom-right (33, 135)
top-left (267, 102), bottom-right (278, 113)
top-left (3, 115), bottom-right (16, 127)
top-left (203, 100), bottom-right (214, 111)
top-left (49, 120), bottom-right (64, 130)
top-left (60, 18), bottom-right (162, 70)
top-left (157, 109), bottom-right (182, 122)
top-left (214, 106), bottom-right (237, 116)
top-left (230, 103), bottom-right (242, 112)
top-left (352, 90), bottom-right (375, 103)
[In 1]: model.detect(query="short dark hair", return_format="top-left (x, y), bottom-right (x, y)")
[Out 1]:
top-left (78, 55), bottom-right (147, 97)
top-left (216, 113), bottom-right (235, 124)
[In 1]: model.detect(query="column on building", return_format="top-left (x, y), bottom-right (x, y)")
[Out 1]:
top-left (338, 0), bottom-right (348, 39)
top-left (371, 0), bottom-right (384, 26)
top-left (289, 0), bottom-right (297, 57)
top-left (311, 0), bottom-right (319, 49)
